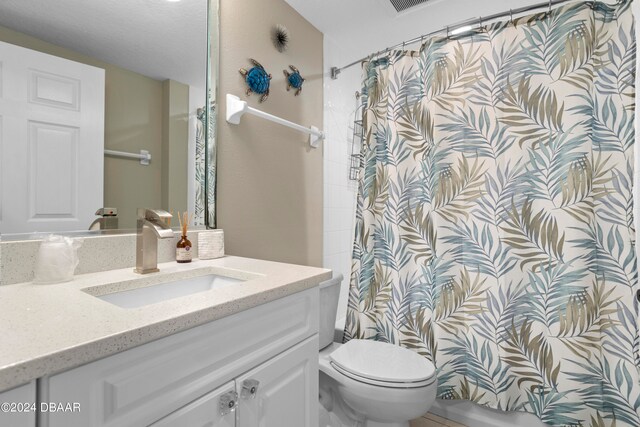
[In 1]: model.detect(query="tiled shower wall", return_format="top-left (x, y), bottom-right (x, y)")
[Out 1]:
top-left (322, 37), bottom-right (361, 322)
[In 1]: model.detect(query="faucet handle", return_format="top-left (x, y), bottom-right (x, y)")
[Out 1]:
top-left (137, 208), bottom-right (172, 222)
top-left (95, 207), bottom-right (117, 217)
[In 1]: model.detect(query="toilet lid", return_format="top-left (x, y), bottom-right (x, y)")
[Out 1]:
top-left (329, 340), bottom-right (436, 385)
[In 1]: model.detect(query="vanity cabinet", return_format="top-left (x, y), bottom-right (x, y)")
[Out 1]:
top-left (40, 287), bottom-right (319, 427)
top-left (0, 382), bottom-right (36, 427)
top-left (151, 336), bottom-right (317, 427)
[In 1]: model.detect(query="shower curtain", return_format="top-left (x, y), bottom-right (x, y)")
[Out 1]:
top-left (345, 1), bottom-right (640, 426)
top-left (195, 103), bottom-right (216, 227)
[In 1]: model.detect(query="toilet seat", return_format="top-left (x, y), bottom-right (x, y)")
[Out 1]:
top-left (330, 361), bottom-right (436, 388)
top-left (329, 339), bottom-right (436, 389)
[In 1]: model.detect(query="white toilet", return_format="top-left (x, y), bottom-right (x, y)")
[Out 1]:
top-left (318, 275), bottom-right (437, 427)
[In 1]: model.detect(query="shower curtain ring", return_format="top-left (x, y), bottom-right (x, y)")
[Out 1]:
top-left (479, 16), bottom-right (483, 30)
top-left (548, 0), bottom-right (552, 13)
top-left (510, 9), bottom-right (514, 24)
top-left (446, 26), bottom-right (450, 38)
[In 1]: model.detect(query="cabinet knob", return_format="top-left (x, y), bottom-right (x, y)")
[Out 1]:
top-left (241, 379), bottom-right (260, 399)
top-left (219, 391), bottom-right (239, 416)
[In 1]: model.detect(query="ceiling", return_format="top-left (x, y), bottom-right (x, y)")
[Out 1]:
top-left (285, 0), bottom-right (542, 62)
top-left (0, 0), bottom-right (208, 87)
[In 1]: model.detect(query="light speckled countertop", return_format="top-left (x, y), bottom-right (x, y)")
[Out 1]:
top-left (0, 256), bottom-right (331, 392)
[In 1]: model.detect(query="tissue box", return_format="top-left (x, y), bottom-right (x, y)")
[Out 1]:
top-left (198, 230), bottom-right (224, 260)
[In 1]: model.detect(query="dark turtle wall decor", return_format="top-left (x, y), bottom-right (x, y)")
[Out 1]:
top-left (239, 59), bottom-right (272, 103)
top-left (283, 65), bottom-right (305, 96)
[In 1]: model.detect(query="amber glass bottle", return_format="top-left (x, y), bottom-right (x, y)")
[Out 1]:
top-left (176, 235), bottom-right (192, 263)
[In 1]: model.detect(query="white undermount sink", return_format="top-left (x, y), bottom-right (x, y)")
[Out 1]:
top-left (94, 274), bottom-right (246, 309)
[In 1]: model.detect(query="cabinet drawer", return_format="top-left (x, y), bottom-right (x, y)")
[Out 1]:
top-left (44, 287), bottom-right (318, 427)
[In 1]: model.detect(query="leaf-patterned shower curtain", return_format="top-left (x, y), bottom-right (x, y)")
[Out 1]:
top-left (195, 103), bottom-right (216, 227)
top-left (345, 1), bottom-right (640, 426)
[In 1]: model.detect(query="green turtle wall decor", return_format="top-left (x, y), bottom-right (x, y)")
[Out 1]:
top-left (283, 65), bottom-right (305, 96)
top-left (239, 59), bottom-right (272, 103)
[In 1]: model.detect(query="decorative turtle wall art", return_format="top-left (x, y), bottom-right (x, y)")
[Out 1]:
top-left (283, 65), bottom-right (305, 96)
top-left (239, 59), bottom-right (272, 102)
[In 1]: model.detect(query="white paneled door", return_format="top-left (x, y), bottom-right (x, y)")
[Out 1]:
top-left (0, 41), bottom-right (104, 234)
top-left (236, 336), bottom-right (319, 427)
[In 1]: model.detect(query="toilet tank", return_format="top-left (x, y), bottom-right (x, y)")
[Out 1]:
top-left (319, 274), bottom-right (343, 350)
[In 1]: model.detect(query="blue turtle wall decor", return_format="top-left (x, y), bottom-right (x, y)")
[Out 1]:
top-left (239, 59), bottom-right (272, 102)
top-left (283, 65), bottom-right (305, 96)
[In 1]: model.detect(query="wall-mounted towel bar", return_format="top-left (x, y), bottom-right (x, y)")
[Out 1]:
top-left (104, 149), bottom-right (151, 165)
top-left (225, 94), bottom-right (324, 148)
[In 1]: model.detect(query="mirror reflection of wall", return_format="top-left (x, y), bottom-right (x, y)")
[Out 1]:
top-left (0, 0), bottom-right (212, 234)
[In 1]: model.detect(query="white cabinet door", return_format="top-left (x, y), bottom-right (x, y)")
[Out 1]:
top-left (236, 336), bottom-right (318, 427)
top-left (44, 288), bottom-right (318, 427)
top-left (151, 381), bottom-right (236, 427)
top-left (0, 382), bottom-right (36, 427)
top-left (0, 40), bottom-right (104, 234)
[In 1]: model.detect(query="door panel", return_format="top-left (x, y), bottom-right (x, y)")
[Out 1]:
top-left (0, 382), bottom-right (36, 427)
top-left (0, 40), bottom-right (104, 233)
top-left (29, 121), bottom-right (78, 218)
top-left (151, 381), bottom-right (236, 427)
top-left (236, 336), bottom-right (318, 427)
top-left (29, 70), bottom-right (80, 110)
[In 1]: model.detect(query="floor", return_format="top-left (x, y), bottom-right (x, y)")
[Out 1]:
top-left (411, 412), bottom-right (467, 427)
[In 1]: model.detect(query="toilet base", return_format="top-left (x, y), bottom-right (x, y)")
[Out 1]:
top-left (365, 421), bottom-right (409, 427)
top-left (319, 342), bottom-right (436, 427)
top-left (320, 401), bottom-right (411, 427)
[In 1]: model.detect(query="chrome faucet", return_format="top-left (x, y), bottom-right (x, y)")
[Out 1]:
top-left (89, 208), bottom-right (119, 231)
top-left (135, 208), bottom-right (174, 274)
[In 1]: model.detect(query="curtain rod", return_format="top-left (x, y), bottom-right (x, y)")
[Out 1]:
top-left (330, 0), bottom-right (579, 79)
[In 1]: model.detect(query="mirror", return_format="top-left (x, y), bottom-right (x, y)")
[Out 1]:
top-left (0, 0), bottom-right (217, 237)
